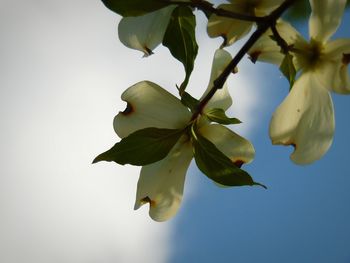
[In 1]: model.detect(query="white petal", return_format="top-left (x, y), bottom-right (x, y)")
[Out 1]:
top-left (248, 33), bottom-right (284, 65)
top-left (134, 136), bottom-right (193, 222)
top-left (201, 49), bottom-right (233, 112)
top-left (207, 4), bottom-right (253, 46)
top-left (118, 6), bottom-right (175, 56)
top-left (309, 0), bottom-right (346, 43)
top-left (248, 20), bottom-right (303, 65)
top-left (322, 39), bottom-right (350, 94)
top-left (269, 72), bottom-right (335, 164)
top-left (325, 39), bottom-right (350, 56)
top-left (114, 81), bottom-right (191, 138)
top-left (199, 124), bottom-right (255, 165)
top-left (313, 60), bottom-right (350, 95)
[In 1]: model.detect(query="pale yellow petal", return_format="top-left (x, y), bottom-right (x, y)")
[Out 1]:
top-left (325, 39), bottom-right (350, 56)
top-left (249, 20), bottom-right (303, 66)
top-left (201, 49), bottom-right (233, 112)
top-left (313, 60), bottom-right (350, 95)
top-left (207, 4), bottom-right (253, 46)
top-left (134, 136), bottom-right (193, 222)
top-left (309, 0), bottom-right (346, 43)
top-left (199, 124), bottom-right (255, 165)
top-left (321, 39), bottom-right (350, 94)
top-left (118, 6), bottom-right (175, 56)
top-left (269, 72), bottom-right (335, 164)
top-left (114, 81), bottom-right (191, 138)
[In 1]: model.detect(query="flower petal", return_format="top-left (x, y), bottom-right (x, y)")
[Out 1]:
top-left (309, 0), bottom-right (347, 43)
top-left (199, 124), bottom-right (255, 165)
top-left (248, 20), bottom-right (303, 65)
top-left (114, 81), bottom-right (191, 138)
top-left (118, 6), bottom-right (175, 56)
top-left (134, 136), bottom-right (193, 222)
top-left (321, 39), bottom-right (350, 94)
top-left (269, 72), bottom-right (335, 164)
top-left (201, 49), bottom-right (233, 112)
top-left (325, 39), bottom-right (350, 56)
top-left (207, 4), bottom-right (253, 46)
top-left (313, 60), bottom-right (350, 95)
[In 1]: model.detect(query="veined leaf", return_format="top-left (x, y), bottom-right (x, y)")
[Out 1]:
top-left (163, 6), bottom-right (198, 93)
top-left (101, 0), bottom-right (171, 17)
top-left (205, 108), bottom-right (241, 125)
top-left (280, 53), bottom-right (296, 89)
top-left (191, 131), bottom-right (266, 188)
top-left (93, 127), bottom-right (185, 166)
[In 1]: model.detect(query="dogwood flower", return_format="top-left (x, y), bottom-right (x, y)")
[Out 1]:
top-left (207, 0), bottom-right (283, 46)
top-left (118, 6), bottom-right (175, 56)
top-left (248, 0), bottom-right (350, 164)
top-left (113, 49), bottom-right (255, 221)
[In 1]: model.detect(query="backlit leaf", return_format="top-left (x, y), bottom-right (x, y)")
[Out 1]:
top-left (205, 108), bottom-right (241, 125)
top-left (163, 6), bottom-right (198, 93)
top-left (101, 0), bottom-right (171, 17)
top-left (93, 127), bottom-right (185, 166)
top-left (280, 53), bottom-right (296, 89)
top-left (181, 92), bottom-right (199, 113)
top-left (192, 131), bottom-right (266, 188)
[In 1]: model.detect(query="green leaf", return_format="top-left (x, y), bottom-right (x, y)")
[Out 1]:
top-left (205, 108), bottom-right (241, 125)
top-left (101, 0), bottom-right (171, 17)
top-left (163, 6), bottom-right (198, 93)
top-left (283, 0), bottom-right (311, 22)
top-left (181, 92), bottom-right (199, 113)
top-left (191, 131), bottom-right (266, 188)
top-left (284, 0), bottom-right (350, 23)
top-left (93, 127), bottom-right (185, 166)
top-left (280, 53), bottom-right (296, 89)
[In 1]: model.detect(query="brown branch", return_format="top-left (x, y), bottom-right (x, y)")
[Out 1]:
top-left (191, 0), bottom-right (296, 120)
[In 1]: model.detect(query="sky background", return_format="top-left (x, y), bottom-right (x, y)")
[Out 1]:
top-left (0, 0), bottom-right (349, 263)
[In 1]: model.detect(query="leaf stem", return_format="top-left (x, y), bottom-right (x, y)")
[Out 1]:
top-left (191, 0), bottom-right (296, 121)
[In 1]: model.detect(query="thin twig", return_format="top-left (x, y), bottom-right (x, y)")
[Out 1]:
top-left (270, 22), bottom-right (290, 54)
top-left (191, 0), bottom-right (296, 120)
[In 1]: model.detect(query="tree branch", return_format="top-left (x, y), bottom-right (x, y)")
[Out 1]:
top-left (191, 0), bottom-right (296, 120)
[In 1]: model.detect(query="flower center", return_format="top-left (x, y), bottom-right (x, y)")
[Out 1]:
top-left (293, 39), bottom-right (324, 71)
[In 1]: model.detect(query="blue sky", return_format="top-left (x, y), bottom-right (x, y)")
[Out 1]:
top-left (170, 7), bottom-right (350, 263)
top-left (0, 1), bottom-right (349, 263)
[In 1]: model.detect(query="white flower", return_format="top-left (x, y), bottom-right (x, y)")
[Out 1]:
top-left (118, 6), bottom-right (175, 56)
top-left (113, 49), bottom-right (255, 221)
top-left (249, 0), bottom-right (350, 164)
top-left (207, 0), bottom-right (283, 46)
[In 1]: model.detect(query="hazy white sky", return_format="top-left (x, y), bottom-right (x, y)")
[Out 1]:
top-left (0, 0), bottom-right (261, 262)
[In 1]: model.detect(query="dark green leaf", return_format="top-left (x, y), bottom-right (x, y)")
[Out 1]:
top-left (163, 6), bottom-right (198, 93)
top-left (280, 53), bottom-right (296, 89)
top-left (205, 108), bottom-right (241, 125)
top-left (93, 127), bottom-right (184, 166)
top-left (181, 92), bottom-right (199, 113)
top-left (101, 0), bottom-right (171, 17)
top-left (283, 0), bottom-right (310, 22)
top-left (191, 132), bottom-right (266, 188)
